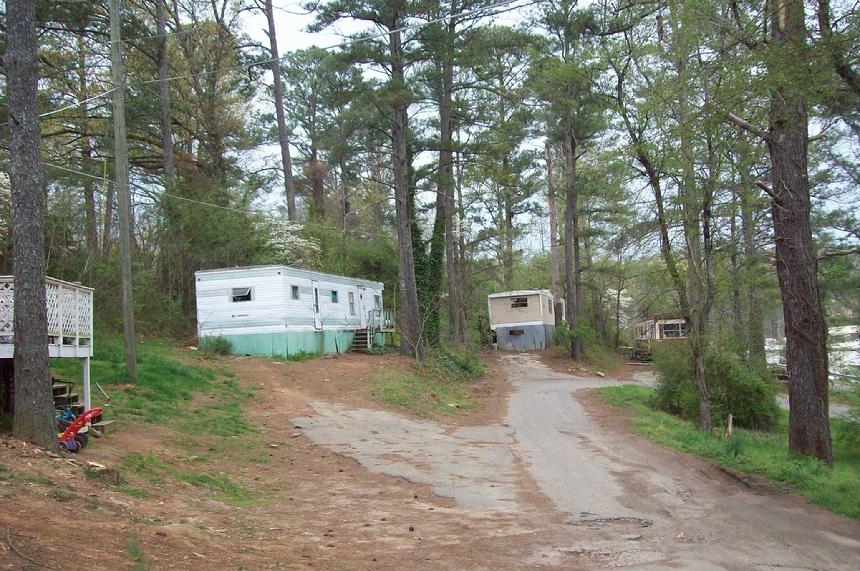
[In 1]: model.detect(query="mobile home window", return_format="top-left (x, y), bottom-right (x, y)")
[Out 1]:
top-left (348, 292), bottom-right (356, 315)
top-left (547, 299), bottom-right (553, 313)
top-left (662, 322), bottom-right (686, 338)
top-left (509, 329), bottom-right (524, 336)
top-left (330, 290), bottom-right (339, 303)
top-left (511, 297), bottom-right (528, 308)
top-left (374, 295), bottom-right (381, 309)
top-left (231, 287), bottom-right (252, 302)
top-left (291, 285), bottom-right (299, 300)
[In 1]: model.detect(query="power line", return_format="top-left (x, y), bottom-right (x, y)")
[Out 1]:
top-left (42, 161), bottom-right (395, 239)
top-left (40, 87), bottom-right (116, 118)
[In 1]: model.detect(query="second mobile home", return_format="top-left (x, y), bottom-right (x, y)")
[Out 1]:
top-left (195, 265), bottom-right (384, 358)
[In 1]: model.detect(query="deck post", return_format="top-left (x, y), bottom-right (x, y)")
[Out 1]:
top-left (82, 356), bottom-right (91, 410)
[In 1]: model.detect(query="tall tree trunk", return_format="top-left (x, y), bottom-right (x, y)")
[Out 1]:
top-left (439, 8), bottom-right (457, 342)
top-left (77, 29), bottom-right (98, 259)
top-left (768, 0), bottom-right (831, 464)
top-left (309, 145), bottom-right (326, 220)
top-left (562, 119), bottom-right (582, 360)
top-left (390, 26), bottom-right (423, 360)
top-left (455, 147), bottom-right (468, 342)
top-left (6, 0), bottom-right (55, 449)
top-left (502, 184), bottom-right (514, 290)
top-left (264, 0), bottom-right (297, 220)
top-left (740, 191), bottom-right (766, 370)
top-left (729, 195), bottom-right (742, 335)
top-left (767, 0), bottom-right (833, 464)
top-left (676, 41), bottom-right (712, 433)
top-left (157, 0), bottom-right (176, 190)
top-left (546, 142), bottom-right (562, 324)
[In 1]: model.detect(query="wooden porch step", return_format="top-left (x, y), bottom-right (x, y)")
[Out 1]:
top-left (52, 381), bottom-right (74, 397)
top-left (350, 330), bottom-right (370, 353)
top-left (54, 392), bottom-right (81, 406)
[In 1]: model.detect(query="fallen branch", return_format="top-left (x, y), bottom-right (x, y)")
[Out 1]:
top-left (5, 527), bottom-right (58, 570)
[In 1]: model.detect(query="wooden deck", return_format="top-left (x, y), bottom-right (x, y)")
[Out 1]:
top-left (0, 276), bottom-right (94, 409)
top-left (0, 276), bottom-right (94, 359)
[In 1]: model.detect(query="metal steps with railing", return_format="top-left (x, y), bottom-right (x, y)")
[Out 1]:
top-left (350, 309), bottom-right (396, 353)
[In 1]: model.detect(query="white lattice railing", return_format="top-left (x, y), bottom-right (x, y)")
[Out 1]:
top-left (0, 276), bottom-right (93, 351)
top-left (367, 308), bottom-right (396, 334)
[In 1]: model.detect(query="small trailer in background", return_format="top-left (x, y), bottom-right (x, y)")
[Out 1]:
top-left (630, 313), bottom-right (687, 360)
top-left (487, 289), bottom-right (562, 350)
top-left (195, 265), bottom-right (393, 358)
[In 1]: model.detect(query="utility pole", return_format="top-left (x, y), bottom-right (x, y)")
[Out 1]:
top-left (109, 0), bottom-right (137, 382)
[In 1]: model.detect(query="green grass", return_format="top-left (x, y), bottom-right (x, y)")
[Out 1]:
top-left (583, 343), bottom-right (626, 375)
top-left (51, 336), bottom-right (256, 435)
top-left (599, 384), bottom-right (860, 519)
top-left (117, 485), bottom-right (150, 499)
top-left (121, 451), bottom-right (253, 506)
top-left (127, 531), bottom-right (148, 571)
top-left (371, 346), bottom-right (485, 416)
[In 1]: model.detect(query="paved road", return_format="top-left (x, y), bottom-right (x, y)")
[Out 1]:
top-left (294, 353), bottom-right (860, 569)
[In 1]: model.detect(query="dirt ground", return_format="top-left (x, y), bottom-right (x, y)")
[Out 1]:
top-left (0, 350), bottom-right (858, 570)
top-left (0, 351), bottom-right (518, 570)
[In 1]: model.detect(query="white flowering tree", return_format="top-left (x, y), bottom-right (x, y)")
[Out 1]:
top-left (259, 217), bottom-right (321, 269)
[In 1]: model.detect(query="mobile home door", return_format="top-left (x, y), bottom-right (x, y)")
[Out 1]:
top-left (358, 287), bottom-right (368, 328)
top-left (312, 280), bottom-right (322, 329)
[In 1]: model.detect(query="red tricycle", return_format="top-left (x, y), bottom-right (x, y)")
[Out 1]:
top-left (57, 407), bottom-right (102, 452)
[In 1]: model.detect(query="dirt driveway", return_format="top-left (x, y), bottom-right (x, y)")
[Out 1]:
top-left (2, 350), bottom-right (859, 570)
top-left (295, 352), bottom-right (860, 569)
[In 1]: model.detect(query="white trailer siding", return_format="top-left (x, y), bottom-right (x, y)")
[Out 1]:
top-left (195, 266), bottom-right (383, 357)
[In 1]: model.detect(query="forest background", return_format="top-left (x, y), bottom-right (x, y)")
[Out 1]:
top-left (0, 1), bottom-right (858, 455)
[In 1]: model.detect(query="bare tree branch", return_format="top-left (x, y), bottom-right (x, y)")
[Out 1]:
top-left (818, 246), bottom-right (860, 260)
top-left (726, 112), bottom-right (768, 140)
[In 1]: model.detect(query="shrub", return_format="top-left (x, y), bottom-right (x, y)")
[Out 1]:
top-left (652, 342), bottom-right (779, 431)
top-left (429, 345), bottom-right (485, 382)
top-left (199, 336), bottom-right (232, 356)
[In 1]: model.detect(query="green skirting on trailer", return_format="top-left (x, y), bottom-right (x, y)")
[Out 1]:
top-left (209, 331), bottom-right (356, 358)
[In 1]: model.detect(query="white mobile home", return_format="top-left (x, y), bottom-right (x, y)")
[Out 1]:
top-left (487, 290), bottom-right (562, 350)
top-left (195, 265), bottom-right (387, 358)
top-left (633, 314), bottom-right (687, 343)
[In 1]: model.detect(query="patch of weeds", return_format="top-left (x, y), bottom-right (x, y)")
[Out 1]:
top-left (50, 487), bottom-right (76, 502)
top-left (122, 453), bottom-right (169, 485)
top-left (599, 385), bottom-right (860, 520)
top-left (583, 344), bottom-right (626, 376)
top-left (199, 336), bottom-right (232, 356)
top-left (117, 485), bottom-right (150, 499)
top-left (177, 454), bottom-right (211, 464)
top-left (84, 466), bottom-right (127, 487)
top-left (122, 451), bottom-right (255, 506)
top-left (178, 470), bottom-right (252, 506)
top-left (21, 473), bottom-right (55, 486)
top-left (272, 351), bottom-right (320, 363)
top-left (372, 368), bottom-right (473, 417)
top-left (429, 345), bottom-right (485, 382)
top-left (177, 399), bottom-right (257, 438)
top-left (128, 531), bottom-right (148, 571)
